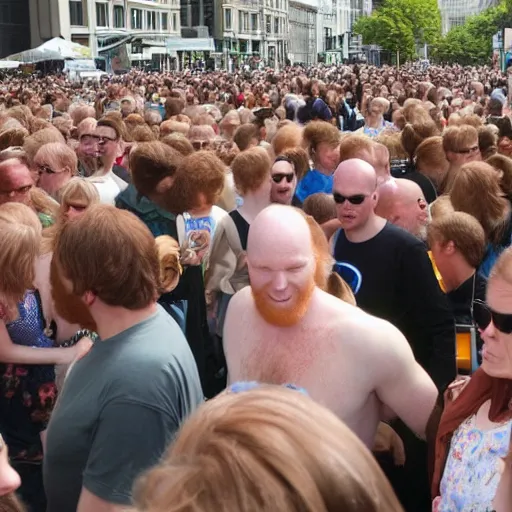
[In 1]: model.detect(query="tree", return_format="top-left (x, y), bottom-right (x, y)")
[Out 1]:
top-left (353, 0), bottom-right (441, 60)
top-left (432, 1), bottom-right (508, 65)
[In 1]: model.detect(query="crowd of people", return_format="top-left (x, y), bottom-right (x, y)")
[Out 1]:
top-left (0, 60), bottom-right (510, 511)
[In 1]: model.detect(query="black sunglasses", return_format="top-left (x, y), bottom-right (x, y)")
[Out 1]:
top-left (472, 299), bottom-right (512, 334)
top-left (272, 173), bottom-right (294, 184)
top-left (333, 193), bottom-right (368, 205)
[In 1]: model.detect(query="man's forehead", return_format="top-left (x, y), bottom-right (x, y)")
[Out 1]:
top-left (0, 161), bottom-right (32, 183)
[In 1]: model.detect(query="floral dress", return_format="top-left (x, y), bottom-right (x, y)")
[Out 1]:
top-left (433, 414), bottom-right (512, 512)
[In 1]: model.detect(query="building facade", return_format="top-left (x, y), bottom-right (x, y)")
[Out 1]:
top-left (214, 0), bottom-right (288, 68)
top-left (288, 0), bottom-right (318, 65)
top-left (0, 0), bottom-right (31, 58)
top-left (320, 0), bottom-right (369, 63)
top-left (438, 0), bottom-right (498, 34)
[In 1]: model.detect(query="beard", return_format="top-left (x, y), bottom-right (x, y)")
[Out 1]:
top-left (50, 257), bottom-right (97, 332)
top-left (252, 276), bottom-right (316, 328)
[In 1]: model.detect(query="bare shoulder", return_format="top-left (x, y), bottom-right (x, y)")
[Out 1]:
top-left (318, 291), bottom-right (411, 356)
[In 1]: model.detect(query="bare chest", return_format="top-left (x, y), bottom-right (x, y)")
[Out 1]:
top-left (227, 313), bottom-right (379, 444)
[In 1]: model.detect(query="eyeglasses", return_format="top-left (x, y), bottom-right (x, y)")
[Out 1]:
top-left (80, 134), bottom-right (117, 144)
top-left (472, 299), bottom-right (512, 334)
top-left (192, 140), bottom-right (211, 151)
top-left (333, 192), bottom-right (368, 205)
top-left (38, 164), bottom-right (56, 175)
top-left (272, 173), bottom-right (294, 184)
top-left (455, 145), bottom-right (479, 155)
top-left (0, 184), bottom-right (32, 197)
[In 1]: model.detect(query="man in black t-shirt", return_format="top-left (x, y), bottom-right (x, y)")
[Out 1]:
top-left (331, 158), bottom-right (455, 390)
top-left (331, 158), bottom-right (456, 512)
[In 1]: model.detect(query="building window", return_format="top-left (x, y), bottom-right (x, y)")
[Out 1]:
top-left (172, 12), bottom-right (177, 31)
top-left (113, 5), bottom-right (124, 28)
top-left (250, 13), bottom-right (258, 31)
top-left (131, 8), bottom-right (143, 29)
top-left (225, 9), bottom-right (232, 30)
top-left (274, 16), bottom-right (278, 34)
top-left (96, 2), bottom-right (109, 27)
top-left (69, 0), bottom-right (84, 26)
top-left (266, 14), bottom-right (271, 34)
top-left (239, 11), bottom-right (243, 32)
top-left (243, 12), bottom-right (249, 32)
top-left (162, 12), bottom-right (168, 30)
top-left (147, 11), bottom-right (157, 30)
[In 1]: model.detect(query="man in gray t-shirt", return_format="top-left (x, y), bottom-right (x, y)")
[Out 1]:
top-left (43, 205), bottom-right (203, 512)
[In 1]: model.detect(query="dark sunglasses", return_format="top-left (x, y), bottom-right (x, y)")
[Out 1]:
top-left (333, 192), bottom-right (368, 205)
top-left (272, 173), bottom-right (294, 184)
top-left (472, 299), bottom-right (512, 334)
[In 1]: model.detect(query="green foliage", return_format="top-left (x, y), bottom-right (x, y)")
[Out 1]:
top-left (353, 0), bottom-right (441, 60)
top-left (432, 2), bottom-right (509, 65)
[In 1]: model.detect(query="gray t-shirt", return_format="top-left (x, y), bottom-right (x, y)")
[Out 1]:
top-left (43, 306), bottom-right (203, 512)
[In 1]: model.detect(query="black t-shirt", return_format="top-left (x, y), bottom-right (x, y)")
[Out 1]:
top-left (333, 222), bottom-right (456, 390)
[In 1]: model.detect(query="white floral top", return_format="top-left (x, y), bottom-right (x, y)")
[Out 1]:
top-left (433, 414), bottom-right (512, 512)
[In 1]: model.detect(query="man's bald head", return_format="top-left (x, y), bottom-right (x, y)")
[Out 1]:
top-left (248, 205), bottom-right (313, 263)
top-left (377, 178), bottom-right (429, 239)
top-left (395, 179), bottom-right (424, 204)
top-left (333, 158), bottom-right (378, 192)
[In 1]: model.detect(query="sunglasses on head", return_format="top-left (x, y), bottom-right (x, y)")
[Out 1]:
top-left (472, 299), bottom-right (512, 334)
top-left (333, 192), bottom-right (368, 205)
top-left (272, 173), bottom-right (294, 184)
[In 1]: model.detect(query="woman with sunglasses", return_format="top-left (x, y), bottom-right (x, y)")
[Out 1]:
top-left (431, 246), bottom-right (512, 512)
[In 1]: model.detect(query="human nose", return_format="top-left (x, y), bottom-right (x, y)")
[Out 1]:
top-left (480, 318), bottom-right (496, 341)
top-left (272, 271), bottom-right (288, 291)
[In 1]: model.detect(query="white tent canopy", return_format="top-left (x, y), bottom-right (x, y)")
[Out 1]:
top-left (6, 37), bottom-right (92, 63)
top-left (38, 38), bottom-right (92, 59)
top-left (0, 61), bottom-right (20, 69)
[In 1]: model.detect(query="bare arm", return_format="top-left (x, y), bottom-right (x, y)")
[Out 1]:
top-left (77, 488), bottom-right (134, 512)
top-left (374, 320), bottom-right (438, 439)
top-left (0, 320), bottom-right (79, 366)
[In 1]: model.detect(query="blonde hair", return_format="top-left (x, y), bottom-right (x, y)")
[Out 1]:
top-left (40, 178), bottom-right (100, 254)
top-left (0, 203), bottom-right (41, 320)
top-left (29, 187), bottom-right (59, 218)
top-left (33, 142), bottom-right (78, 175)
top-left (155, 235), bottom-right (182, 294)
top-left (430, 195), bottom-right (454, 220)
top-left (134, 386), bottom-right (403, 512)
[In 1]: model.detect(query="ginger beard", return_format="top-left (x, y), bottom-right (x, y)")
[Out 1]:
top-left (50, 257), bottom-right (97, 332)
top-left (251, 274), bottom-right (316, 328)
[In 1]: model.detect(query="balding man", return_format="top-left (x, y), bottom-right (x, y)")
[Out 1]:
top-left (376, 178), bottom-right (429, 240)
top-left (331, 159), bottom-right (455, 390)
top-left (224, 204), bottom-right (437, 449)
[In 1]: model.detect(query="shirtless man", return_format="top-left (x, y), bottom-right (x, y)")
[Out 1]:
top-left (223, 204), bottom-right (437, 447)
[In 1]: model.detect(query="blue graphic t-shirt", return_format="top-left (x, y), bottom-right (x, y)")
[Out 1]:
top-left (182, 212), bottom-right (217, 267)
top-left (295, 169), bottom-right (333, 203)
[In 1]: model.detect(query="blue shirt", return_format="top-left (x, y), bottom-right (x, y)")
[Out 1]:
top-left (295, 169), bottom-right (333, 203)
